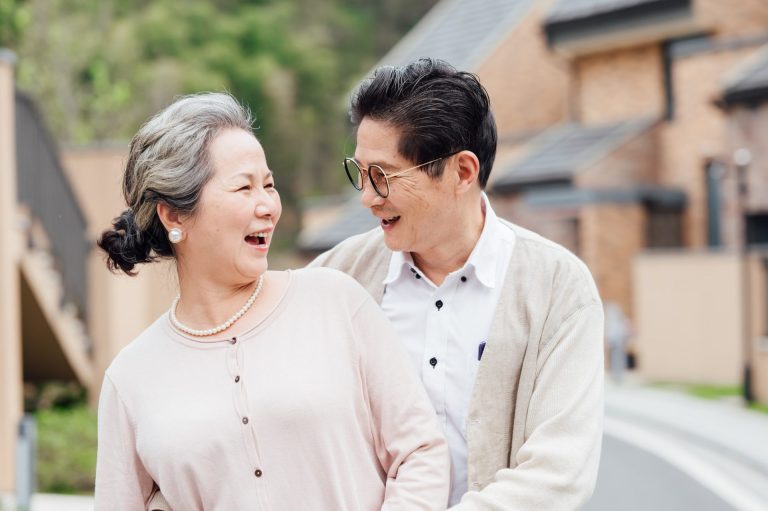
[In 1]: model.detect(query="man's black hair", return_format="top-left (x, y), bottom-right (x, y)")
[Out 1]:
top-left (350, 58), bottom-right (497, 188)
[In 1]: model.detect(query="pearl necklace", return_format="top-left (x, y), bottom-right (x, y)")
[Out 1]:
top-left (170, 276), bottom-right (264, 337)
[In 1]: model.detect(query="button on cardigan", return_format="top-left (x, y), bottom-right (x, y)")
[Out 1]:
top-left (95, 268), bottom-right (450, 511)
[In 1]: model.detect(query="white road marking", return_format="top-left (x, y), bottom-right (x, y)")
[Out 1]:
top-left (604, 416), bottom-right (768, 511)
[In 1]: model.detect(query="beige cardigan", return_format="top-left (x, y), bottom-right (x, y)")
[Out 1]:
top-left (310, 221), bottom-right (604, 510)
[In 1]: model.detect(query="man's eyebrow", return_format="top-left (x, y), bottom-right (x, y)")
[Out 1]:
top-left (353, 157), bottom-right (397, 171)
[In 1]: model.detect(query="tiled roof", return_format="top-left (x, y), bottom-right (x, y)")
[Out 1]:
top-left (722, 46), bottom-right (768, 106)
top-left (297, 196), bottom-right (379, 253)
top-left (377, 0), bottom-right (534, 71)
top-left (492, 118), bottom-right (656, 190)
top-left (546, 0), bottom-right (669, 24)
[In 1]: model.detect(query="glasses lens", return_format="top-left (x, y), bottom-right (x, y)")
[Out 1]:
top-left (369, 165), bottom-right (389, 198)
top-left (343, 159), bottom-right (363, 190)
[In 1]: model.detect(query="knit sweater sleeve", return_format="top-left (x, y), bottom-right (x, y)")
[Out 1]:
top-left (352, 295), bottom-right (451, 510)
top-left (95, 374), bottom-right (155, 510)
top-left (451, 301), bottom-right (604, 510)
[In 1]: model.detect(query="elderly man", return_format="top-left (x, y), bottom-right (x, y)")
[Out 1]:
top-left (311, 58), bottom-right (604, 510)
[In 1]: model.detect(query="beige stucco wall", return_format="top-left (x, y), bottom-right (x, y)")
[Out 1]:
top-left (748, 254), bottom-right (768, 403)
top-left (62, 147), bottom-right (176, 403)
top-left (633, 251), bottom-right (744, 385)
top-left (0, 49), bottom-right (22, 493)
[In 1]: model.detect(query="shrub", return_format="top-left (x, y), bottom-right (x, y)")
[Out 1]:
top-left (36, 405), bottom-right (97, 494)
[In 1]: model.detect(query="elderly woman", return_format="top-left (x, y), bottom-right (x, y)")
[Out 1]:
top-left (95, 92), bottom-right (449, 510)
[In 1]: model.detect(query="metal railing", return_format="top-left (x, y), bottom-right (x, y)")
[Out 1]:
top-left (15, 91), bottom-right (89, 318)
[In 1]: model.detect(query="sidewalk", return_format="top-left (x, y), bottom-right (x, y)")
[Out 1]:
top-left (1, 493), bottom-right (93, 511)
top-left (605, 379), bottom-right (768, 477)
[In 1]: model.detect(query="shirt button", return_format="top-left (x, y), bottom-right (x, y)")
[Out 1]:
top-left (461, 276), bottom-right (467, 282)
top-left (415, 274), bottom-right (422, 279)
top-left (234, 375), bottom-right (240, 383)
top-left (230, 337), bottom-right (237, 345)
top-left (254, 469), bottom-right (263, 478)
top-left (429, 357), bottom-right (438, 368)
top-left (242, 417), bottom-right (249, 425)
top-left (435, 300), bottom-right (443, 310)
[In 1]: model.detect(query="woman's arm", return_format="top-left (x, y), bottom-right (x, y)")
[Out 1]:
top-left (95, 374), bottom-right (155, 510)
top-left (353, 296), bottom-right (451, 511)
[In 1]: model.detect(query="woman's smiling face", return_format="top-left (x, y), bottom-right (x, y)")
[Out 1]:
top-left (179, 128), bottom-right (281, 285)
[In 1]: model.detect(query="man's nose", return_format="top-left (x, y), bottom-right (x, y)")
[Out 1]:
top-left (360, 177), bottom-right (384, 208)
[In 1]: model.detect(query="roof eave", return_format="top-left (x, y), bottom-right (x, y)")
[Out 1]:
top-left (545, 0), bottom-right (695, 56)
top-left (720, 86), bottom-right (768, 109)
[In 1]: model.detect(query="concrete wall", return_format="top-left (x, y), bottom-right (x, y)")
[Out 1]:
top-left (0, 49), bottom-right (22, 494)
top-left (633, 251), bottom-right (744, 385)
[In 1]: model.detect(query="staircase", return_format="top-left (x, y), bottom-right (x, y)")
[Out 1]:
top-left (14, 91), bottom-right (93, 388)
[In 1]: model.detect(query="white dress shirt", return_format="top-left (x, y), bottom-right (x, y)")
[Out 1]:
top-left (381, 194), bottom-right (515, 506)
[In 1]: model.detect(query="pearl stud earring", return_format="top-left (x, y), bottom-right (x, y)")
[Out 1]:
top-left (168, 228), bottom-right (183, 244)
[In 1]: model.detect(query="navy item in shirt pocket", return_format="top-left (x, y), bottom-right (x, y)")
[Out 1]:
top-left (477, 341), bottom-right (486, 361)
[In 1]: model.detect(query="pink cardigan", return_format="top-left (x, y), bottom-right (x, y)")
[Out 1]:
top-left (95, 268), bottom-right (449, 510)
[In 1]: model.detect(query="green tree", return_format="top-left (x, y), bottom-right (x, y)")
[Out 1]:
top-left (3, 0), bottom-right (438, 242)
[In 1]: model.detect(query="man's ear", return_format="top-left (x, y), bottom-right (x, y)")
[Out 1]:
top-left (156, 202), bottom-right (185, 233)
top-left (454, 150), bottom-right (480, 194)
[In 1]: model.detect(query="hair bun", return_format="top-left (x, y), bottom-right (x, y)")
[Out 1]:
top-left (97, 209), bottom-right (153, 275)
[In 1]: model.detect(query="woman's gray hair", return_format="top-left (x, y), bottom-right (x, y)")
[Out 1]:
top-left (98, 92), bottom-right (254, 275)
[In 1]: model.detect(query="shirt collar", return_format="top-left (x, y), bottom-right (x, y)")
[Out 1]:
top-left (383, 249), bottom-right (414, 285)
top-left (464, 193), bottom-right (504, 289)
top-left (382, 193), bottom-right (509, 289)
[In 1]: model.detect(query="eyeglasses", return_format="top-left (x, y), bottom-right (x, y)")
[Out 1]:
top-left (343, 155), bottom-right (453, 198)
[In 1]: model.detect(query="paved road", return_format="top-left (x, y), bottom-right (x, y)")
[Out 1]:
top-left (586, 435), bottom-right (736, 511)
top-left (584, 409), bottom-right (768, 511)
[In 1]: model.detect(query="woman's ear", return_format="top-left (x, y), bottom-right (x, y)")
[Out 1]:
top-left (156, 202), bottom-right (185, 233)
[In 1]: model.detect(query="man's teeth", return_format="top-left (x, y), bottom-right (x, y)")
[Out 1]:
top-left (381, 216), bottom-right (400, 225)
top-left (247, 232), bottom-right (271, 244)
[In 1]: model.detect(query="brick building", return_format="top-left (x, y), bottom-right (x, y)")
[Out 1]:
top-left (299, 0), bottom-right (768, 320)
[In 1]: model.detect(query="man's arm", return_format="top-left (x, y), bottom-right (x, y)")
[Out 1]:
top-left (452, 301), bottom-right (604, 510)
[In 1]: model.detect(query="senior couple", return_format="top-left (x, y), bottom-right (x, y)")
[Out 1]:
top-left (95, 58), bottom-right (604, 510)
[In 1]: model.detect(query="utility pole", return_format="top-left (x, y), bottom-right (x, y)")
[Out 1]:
top-left (734, 147), bottom-right (754, 404)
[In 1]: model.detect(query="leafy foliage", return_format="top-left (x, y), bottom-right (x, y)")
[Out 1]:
top-left (1, 0), bottom-right (437, 241)
top-left (36, 405), bottom-right (98, 494)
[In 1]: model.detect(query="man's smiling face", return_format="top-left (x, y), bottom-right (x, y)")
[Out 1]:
top-left (354, 117), bottom-right (458, 256)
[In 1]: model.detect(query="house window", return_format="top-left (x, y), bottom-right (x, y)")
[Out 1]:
top-left (705, 160), bottom-right (724, 246)
top-left (746, 214), bottom-right (768, 247)
top-left (647, 206), bottom-right (683, 248)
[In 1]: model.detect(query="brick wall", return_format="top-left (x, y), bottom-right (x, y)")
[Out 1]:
top-left (489, 194), bottom-right (581, 254)
top-left (577, 127), bottom-right (660, 188)
top-left (661, 44), bottom-right (761, 247)
top-left (695, 0), bottom-right (768, 38)
top-left (476, 0), bottom-right (572, 138)
top-left (577, 44), bottom-right (665, 124)
top-left (722, 103), bottom-right (768, 248)
top-left (580, 203), bottom-right (646, 315)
